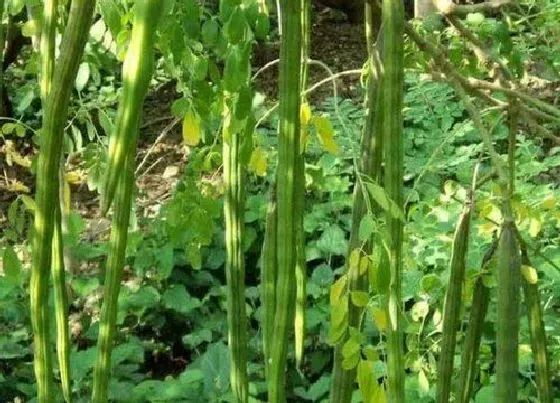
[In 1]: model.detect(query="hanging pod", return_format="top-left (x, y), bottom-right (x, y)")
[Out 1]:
top-left (93, 1), bottom-right (163, 401)
top-left (436, 192), bottom-right (473, 403)
top-left (495, 219), bottom-right (521, 403)
top-left (100, 0), bottom-right (163, 215)
top-left (266, 0), bottom-right (302, 400)
top-left (30, 1), bottom-right (96, 401)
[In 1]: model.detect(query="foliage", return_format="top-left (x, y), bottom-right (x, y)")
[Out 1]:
top-left (0, 0), bottom-right (559, 402)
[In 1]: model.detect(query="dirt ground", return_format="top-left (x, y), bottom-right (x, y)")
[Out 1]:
top-left (0, 11), bottom-right (368, 231)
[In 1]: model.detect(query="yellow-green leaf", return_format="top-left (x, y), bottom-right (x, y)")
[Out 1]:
top-left (370, 306), bottom-right (388, 331)
top-left (521, 265), bottom-right (538, 285)
top-left (359, 256), bottom-right (369, 275)
top-left (529, 217), bottom-right (542, 238)
top-left (300, 102), bottom-right (312, 126)
top-left (351, 291), bottom-right (369, 307)
top-left (540, 194), bottom-right (556, 210)
top-left (248, 147), bottom-right (268, 176)
top-left (418, 369), bottom-right (429, 394)
top-left (348, 248), bottom-right (360, 269)
top-left (357, 360), bottom-right (387, 403)
top-left (182, 109), bottom-right (201, 146)
top-left (313, 115), bottom-right (338, 154)
top-left (330, 274), bottom-right (347, 305)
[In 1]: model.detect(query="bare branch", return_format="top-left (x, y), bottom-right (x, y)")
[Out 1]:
top-left (433, 0), bottom-right (511, 16)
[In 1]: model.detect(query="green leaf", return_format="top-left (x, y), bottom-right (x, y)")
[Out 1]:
top-left (306, 375), bottom-right (330, 401)
top-left (466, 12), bottom-right (485, 26)
top-left (182, 328), bottom-right (213, 348)
top-left (219, 0), bottom-right (239, 22)
top-left (183, 0), bottom-right (201, 38)
top-left (359, 214), bottom-right (375, 241)
top-left (183, 109), bottom-right (202, 146)
top-left (350, 291), bottom-right (369, 308)
top-left (201, 19), bottom-right (219, 46)
top-left (317, 225), bottom-right (348, 256)
top-left (342, 337), bottom-right (360, 361)
top-left (311, 264), bottom-right (334, 287)
top-left (474, 385), bottom-right (495, 403)
top-left (357, 360), bottom-right (387, 402)
top-left (163, 285), bottom-right (201, 314)
top-left (420, 273), bottom-right (442, 294)
top-left (235, 86), bottom-right (253, 120)
top-left (223, 7), bottom-right (247, 44)
top-left (75, 62), bottom-right (90, 91)
top-left (365, 181), bottom-right (406, 222)
top-left (200, 342), bottom-right (230, 396)
top-left (3, 246), bottom-right (21, 285)
top-left (21, 20), bottom-right (39, 37)
top-left (254, 13), bottom-right (270, 40)
top-left (418, 369), bottom-right (429, 395)
top-left (98, 0), bottom-right (122, 38)
top-left (313, 116), bottom-right (339, 154)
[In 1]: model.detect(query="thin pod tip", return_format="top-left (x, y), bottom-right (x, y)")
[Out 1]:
top-left (99, 194), bottom-right (112, 218)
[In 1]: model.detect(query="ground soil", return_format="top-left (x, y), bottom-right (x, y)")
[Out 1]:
top-left (0, 11), bottom-right (368, 231)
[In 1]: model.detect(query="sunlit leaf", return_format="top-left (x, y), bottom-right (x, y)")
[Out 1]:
top-left (248, 147), bottom-right (267, 176)
top-left (182, 109), bottom-right (202, 146)
top-left (312, 115), bottom-right (339, 154)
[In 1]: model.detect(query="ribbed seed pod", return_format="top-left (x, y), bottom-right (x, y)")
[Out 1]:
top-left (92, 146), bottom-right (136, 403)
top-left (381, 0), bottom-right (405, 401)
top-left (495, 220), bottom-right (521, 403)
top-left (267, 0), bottom-right (302, 399)
top-left (261, 186), bottom-right (277, 373)
top-left (294, 0), bottom-right (310, 369)
top-left (520, 247), bottom-right (552, 403)
top-left (93, 2), bottom-right (163, 400)
top-left (30, 2), bottom-right (95, 401)
top-left (51, 205), bottom-right (71, 402)
top-left (436, 193), bottom-right (473, 403)
top-left (457, 275), bottom-right (490, 403)
top-left (223, 101), bottom-right (249, 402)
top-left (101, 0), bottom-right (163, 215)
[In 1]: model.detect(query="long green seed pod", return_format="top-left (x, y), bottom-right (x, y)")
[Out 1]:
top-left (267, 0), bottom-right (302, 400)
top-left (519, 247), bottom-right (552, 403)
top-left (381, 0), bottom-right (405, 401)
top-left (495, 220), bottom-right (521, 403)
top-left (457, 274), bottom-right (490, 403)
top-left (329, 1), bottom-right (383, 401)
top-left (37, 1), bottom-right (73, 399)
top-left (100, 0), bottom-right (162, 215)
top-left (30, 2), bottom-right (95, 401)
top-left (436, 193), bottom-right (473, 403)
top-left (51, 204), bottom-right (71, 403)
top-left (40, 0), bottom-right (57, 99)
top-left (92, 145), bottom-right (136, 403)
top-left (94, 2), bottom-right (162, 400)
top-left (261, 186), bottom-right (277, 373)
top-left (294, 153), bottom-right (306, 369)
top-left (294, 0), bottom-right (310, 369)
top-left (223, 101), bottom-right (249, 402)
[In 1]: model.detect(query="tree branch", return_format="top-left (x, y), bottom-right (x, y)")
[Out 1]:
top-left (433, 0), bottom-right (511, 16)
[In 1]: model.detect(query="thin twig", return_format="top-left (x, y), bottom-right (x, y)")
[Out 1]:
top-left (434, 0), bottom-right (511, 16)
top-left (255, 69), bottom-right (362, 129)
top-left (135, 117), bottom-right (181, 175)
top-left (252, 59), bottom-right (279, 82)
top-left (519, 110), bottom-right (560, 145)
top-left (139, 116), bottom-right (174, 129)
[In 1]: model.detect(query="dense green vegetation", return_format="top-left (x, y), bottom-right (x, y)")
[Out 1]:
top-left (0, 0), bottom-right (559, 402)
